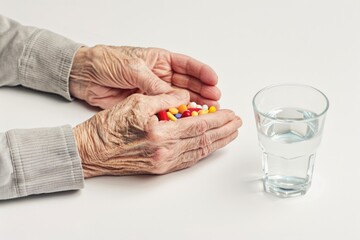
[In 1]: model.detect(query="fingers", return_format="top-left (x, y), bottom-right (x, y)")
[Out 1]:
top-left (175, 116), bottom-right (242, 152)
top-left (146, 89), bottom-right (190, 114)
top-left (170, 52), bottom-right (218, 85)
top-left (169, 85), bottom-right (220, 108)
top-left (157, 109), bottom-right (238, 139)
top-left (148, 109), bottom-right (241, 174)
top-left (187, 90), bottom-right (220, 109)
top-left (136, 67), bottom-right (173, 95)
top-left (85, 85), bottom-right (138, 109)
top-left (171, 73), bottom-right (221, 101)
top-left (169, 131), bottom-right (239, 173)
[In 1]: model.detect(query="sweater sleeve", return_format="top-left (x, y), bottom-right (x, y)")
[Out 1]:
top-left (0, 15), bottom-right (82, 100)
top-left (0, 15), bottom-right (85, 200)
top-left (0, 126), bottom-right (84, 200)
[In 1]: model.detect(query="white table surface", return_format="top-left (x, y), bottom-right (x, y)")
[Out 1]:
top-left (1, 0), bottom-right (360, 239)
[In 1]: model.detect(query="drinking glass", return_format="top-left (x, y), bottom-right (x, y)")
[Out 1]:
top-left (253, 84), bottom-right (329, 197)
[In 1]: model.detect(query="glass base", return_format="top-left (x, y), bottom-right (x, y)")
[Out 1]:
top-left (263, 175), bottom-right (311, 198)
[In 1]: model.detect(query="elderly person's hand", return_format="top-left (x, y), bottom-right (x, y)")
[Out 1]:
top-left (73, 90), bottom-right (241, 178)
top-left (69, 45), bottom-right (220, 109)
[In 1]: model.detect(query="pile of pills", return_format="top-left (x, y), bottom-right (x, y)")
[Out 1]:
top-left (157, 102), bottom-right (217, 121)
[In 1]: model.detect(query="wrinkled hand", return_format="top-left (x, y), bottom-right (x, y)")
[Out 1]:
top-left (69, 45), bottom-right (221, 109)
top-left (73, 90), bottom-right (241, 178)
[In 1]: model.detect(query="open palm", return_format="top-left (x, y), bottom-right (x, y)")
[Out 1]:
top-left (69, 46), bottom-right (221, 109)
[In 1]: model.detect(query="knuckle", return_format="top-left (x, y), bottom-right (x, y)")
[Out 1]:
top-left (194, 119), bottom-right (208, 135)
top-left (150, 147), bottom-right (172, 175)
top-left (123, 46), bottom-right (144, 57)
top-left (127, 94), bottom-right (147, 109)
top-left (201, 145), bottom-right (212, 158)
top-left (90, 45), bottom-right (108, 57)
top-left (151, 148), bottom-right (166, 164)
top-left (151, 48), bottom-right (170, 59)
top-left (127, 58), bottom-right (144, 69)
top-left (146, 127), bottom-right (167, 143)
top-left (93, 44), bottom-right (106, 49)
top-left (86, 95), bottom-right (100, 107)
top-left (199, 133), bottom-right (211, 147)
top-left (146, 127), bottom-right (159, 141)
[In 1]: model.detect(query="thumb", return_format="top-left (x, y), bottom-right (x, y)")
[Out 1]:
top-left (137, 68), bottom-right (173, 95)
top-left (146, 89), bottom-right (190, 114)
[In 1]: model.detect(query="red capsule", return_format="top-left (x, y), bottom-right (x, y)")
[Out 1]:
top-left (158, 110), bottom-right (169, 121)
top-left (181, 110), bottom-right (191, 118)
top-left (187, 108), bottom-right (202, 114)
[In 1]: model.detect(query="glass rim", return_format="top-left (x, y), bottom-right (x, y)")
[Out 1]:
top-left (252, 83), bottom-right (329, 123)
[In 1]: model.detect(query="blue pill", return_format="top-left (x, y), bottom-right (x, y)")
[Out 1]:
top-left (175, 113), bottom-right (182, 119)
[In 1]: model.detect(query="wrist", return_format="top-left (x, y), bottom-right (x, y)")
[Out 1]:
top-left (69, 46), bottom-right (91, 100)
top-left (73, 124), bottom-right (92, 178)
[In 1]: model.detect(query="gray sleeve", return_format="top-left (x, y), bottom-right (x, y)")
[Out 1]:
top-left (0, 126), bottom-right (84, 200)
top-left (0, 15), bottom-right (85, 200)
top-left (0, 15), bottom-right (82, 100)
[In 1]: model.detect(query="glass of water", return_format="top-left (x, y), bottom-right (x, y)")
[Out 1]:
top-left (253, 84), bottom-right (329, 197)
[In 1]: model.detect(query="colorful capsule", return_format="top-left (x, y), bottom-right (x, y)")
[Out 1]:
top-left (169, 107), bottom-right (179, 115)
top-left (198, 109), bottom-right (209, 115)
top-left (188, 108), bottom-right (202, 114)
top-left (158, 102), bottom-right (217, 121)
top-left (178, 104), bottom-right (188, 114)
top-left (158, 110), bottom-right (169, 121)
top-left (181, 110), bottom-right (191, 118)
top-left (167, 112), bottom-right (177, 121)
top-left (188, 102), bottom-right (197, 108)
top-left (209, 106), bottom-right (217, 113)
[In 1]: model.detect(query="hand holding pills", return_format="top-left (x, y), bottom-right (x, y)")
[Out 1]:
top-left (73, 89), bottom-right (242, 178)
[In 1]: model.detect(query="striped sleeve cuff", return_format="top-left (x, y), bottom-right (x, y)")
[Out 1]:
top-left (18, 29), bottom-right (82, 100)
top-left (5, 125), bottom-right (84, 198)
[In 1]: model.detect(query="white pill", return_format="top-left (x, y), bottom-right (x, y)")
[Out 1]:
top-left (202, 105), bottom-right (209, 111)
top-left (189, 102), bottom-right (197, 108)
top-left (196, 104), bottom-right (202, 109)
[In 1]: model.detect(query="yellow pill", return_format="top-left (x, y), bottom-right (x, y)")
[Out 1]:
top-left (191, 111), bottom-right (199, 117)
top-left (177, 104), bottom-right (188, 114)
top-left (169, 107), bottom-right (179, 115)
top-left (167, 112), bottom-right (177, 121)
top-left (198, 109), bottom-right (209, 115)
top-left (209, 106), bottom-right (217, 113)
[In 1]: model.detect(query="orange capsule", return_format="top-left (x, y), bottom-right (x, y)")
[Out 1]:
top-left (177, 104), bottom-right (188, 114)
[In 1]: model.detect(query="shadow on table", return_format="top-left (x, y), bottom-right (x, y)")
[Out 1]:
top-left (240, 176), bottom-right (263, 193)
top-left (0, 190), bottom-right (82, 206)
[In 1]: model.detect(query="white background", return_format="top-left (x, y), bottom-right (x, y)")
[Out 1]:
top-left (1, 0), bottom-right (360, 239)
